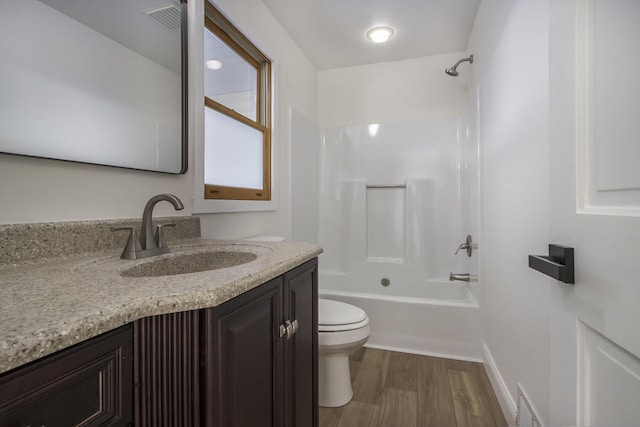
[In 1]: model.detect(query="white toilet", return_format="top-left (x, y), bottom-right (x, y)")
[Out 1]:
top-left (318, 298), bottom-right (370, 407)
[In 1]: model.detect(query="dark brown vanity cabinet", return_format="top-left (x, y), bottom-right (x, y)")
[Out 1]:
top-left (0, 258), bottom-right (317, 426)
top-left (0, 325), bottom-right (133, 427)
top-left (201, 258), bottom-right (318, 427)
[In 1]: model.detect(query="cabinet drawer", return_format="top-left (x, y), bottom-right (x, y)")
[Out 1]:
top-left (0, 325), bottom-right (133, 427)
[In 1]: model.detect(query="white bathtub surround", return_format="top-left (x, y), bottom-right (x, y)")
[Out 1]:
top-left (319, 119), bottom-right (468, 278)
top-left (320, 279), bottom-right (481, 361)
top-left (318, 118), bottom-right (479, 361)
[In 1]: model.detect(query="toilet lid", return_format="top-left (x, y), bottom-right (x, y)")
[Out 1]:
top-left (318, 299), bottom-right (368, 329)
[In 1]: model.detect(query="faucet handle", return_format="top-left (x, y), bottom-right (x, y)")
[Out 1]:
top-left (454, 235), bottom-right (474, 257)
top-left (454, 242), bottom-right (470, 255)
top-left (154, 223), bottom-right (176, 248)
top-left (111, 226), bottom-right (142, 259)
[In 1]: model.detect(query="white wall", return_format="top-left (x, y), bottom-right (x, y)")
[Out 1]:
top-left (318, 53), bottom-right (469, 128)
top-left (0, 156), bottom-right (192, 223)
top-left (468, 0), bottom-right (551, 424)
top-left (0, 0), bottom-right (317, 241)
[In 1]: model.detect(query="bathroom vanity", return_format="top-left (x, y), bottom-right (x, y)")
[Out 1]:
top-left (0, 222), bottom-right (321, 426)
top-left (200, 259), bottom-right (317, 427)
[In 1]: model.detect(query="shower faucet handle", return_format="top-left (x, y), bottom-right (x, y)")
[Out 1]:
top-left (454, 235), bottom-right (474, 257)
top-left (454, 242), bottom-right (470, 255)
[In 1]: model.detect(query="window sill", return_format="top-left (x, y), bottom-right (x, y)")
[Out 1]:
top-left (192, 198), bottom-right (277, 214)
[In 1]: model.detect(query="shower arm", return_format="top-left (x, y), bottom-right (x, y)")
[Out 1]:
top-left (452, 55), bottom-right (473, 69)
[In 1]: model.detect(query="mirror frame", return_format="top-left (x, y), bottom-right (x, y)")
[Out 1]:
top-left (178, 0), bottom-right (188, 175)
top-left (0, 0), bottom-right (189, 175)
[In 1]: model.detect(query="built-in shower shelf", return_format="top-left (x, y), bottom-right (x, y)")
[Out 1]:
top-left (366, 184), bottom-right (407, 189)
top-left (366, 184), bottom-right (406, 261)
top-left (528, 244), bottom-right (574, 284)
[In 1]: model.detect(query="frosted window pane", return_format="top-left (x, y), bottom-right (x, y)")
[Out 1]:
top-left (204, 108), bottom-right (263, 189)
top-left (204, 28), bottom-right (257, 121)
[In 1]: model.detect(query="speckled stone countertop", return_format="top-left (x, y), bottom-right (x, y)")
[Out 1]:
top-left (0, 239), bottom-right (322, 374)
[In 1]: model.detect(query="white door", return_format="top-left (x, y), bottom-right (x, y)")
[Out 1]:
top-left (549, 0), bottom-right (640, 425)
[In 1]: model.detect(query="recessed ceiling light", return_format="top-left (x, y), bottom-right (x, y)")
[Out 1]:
top-left (206, 59), bottom-right (223, 70)
top-left (366, 26), bottom-right (395, 44)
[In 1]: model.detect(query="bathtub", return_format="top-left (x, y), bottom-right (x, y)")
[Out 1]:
top-left (319, 272), bottom-right (482, 362)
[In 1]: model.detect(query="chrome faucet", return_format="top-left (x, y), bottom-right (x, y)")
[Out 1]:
top-left (112, 194), bottom-right (184, 259)
top-left (139, 194), bottom-right (184, 252)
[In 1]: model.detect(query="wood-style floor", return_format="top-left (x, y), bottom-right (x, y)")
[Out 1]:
top-left (319, 348), bottom-right (508, 427)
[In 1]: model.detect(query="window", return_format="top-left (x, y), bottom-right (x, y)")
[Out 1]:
top-left (204, 3), bottom-right (271, 200)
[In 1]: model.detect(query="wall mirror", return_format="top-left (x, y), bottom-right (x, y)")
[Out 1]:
top-left (0, 0), bottom-right (187, 174)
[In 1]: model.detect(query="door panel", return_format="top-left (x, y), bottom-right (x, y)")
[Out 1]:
top-left (589, 0), bottom-right (640, 196)
top-left (574, 0), bottom-right (640, 213)
top-left (578, 323), bottom-right (640, 426)
top-left (549, 0), bottom-right (640, 425)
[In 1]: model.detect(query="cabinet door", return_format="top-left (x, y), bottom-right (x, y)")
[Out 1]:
top-left (0, 324), bottom-right (133, 427)
top-left (202, 277), bottom-right (284, 427)
top-left (284, 258), bottom-right (318, 427)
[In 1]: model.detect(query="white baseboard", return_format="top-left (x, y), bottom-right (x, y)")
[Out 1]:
top-left (482, 341), bottom-right (517, 425)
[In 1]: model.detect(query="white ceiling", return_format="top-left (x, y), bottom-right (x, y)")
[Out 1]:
top-left (261, 0), bottom-right (481, 70)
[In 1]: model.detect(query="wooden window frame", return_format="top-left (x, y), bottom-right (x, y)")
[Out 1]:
top-left (204, 3), bottom-right (272, 200)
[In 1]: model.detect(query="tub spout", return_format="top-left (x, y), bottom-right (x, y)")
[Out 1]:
top-left (449, 273), bottom-right (478, 282)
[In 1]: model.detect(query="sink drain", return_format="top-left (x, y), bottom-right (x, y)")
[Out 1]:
top-left (381, 278), bottom-right (390, 287)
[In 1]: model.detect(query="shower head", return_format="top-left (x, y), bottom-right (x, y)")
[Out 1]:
top-left (445, 55), bottom-right (474, 77)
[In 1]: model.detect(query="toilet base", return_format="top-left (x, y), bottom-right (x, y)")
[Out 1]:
top-left (318, 337), bottom-right (368, 407)
top-left (318, 352), bottom-right (354, 407)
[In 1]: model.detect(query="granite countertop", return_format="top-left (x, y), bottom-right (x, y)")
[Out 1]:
top-left (0, 239), bottom-right (322, 374)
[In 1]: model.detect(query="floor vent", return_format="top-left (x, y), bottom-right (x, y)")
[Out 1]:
top-left (144, 3), bottom-right (181, 31)
top-left (516, 383), bottom-right (542, 427)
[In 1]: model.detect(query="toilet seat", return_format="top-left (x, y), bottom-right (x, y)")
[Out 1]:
top-left (319, 299), bottom-right (369, 332)
top-left (319, 318), bottom-right (369, 332)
